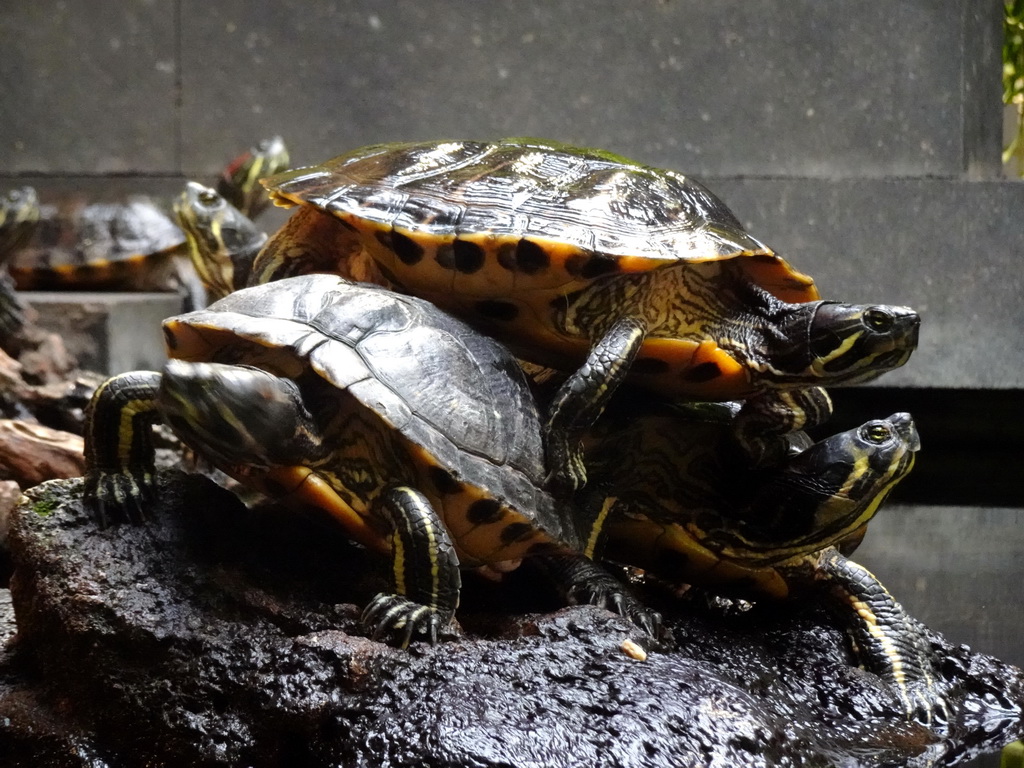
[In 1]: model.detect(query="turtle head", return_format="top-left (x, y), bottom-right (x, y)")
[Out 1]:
top-left (800, 302), bottom-right (920, 384)
top-left (158, 359), bottom-right (322, 469)
top-left (218, 136), bottom-right (290, 218)
top-left (174, 182), bottom-right (266, 299)
top-left (744, 412), bottom-right (919, 552)
top-left (0, 186), bottom-right (40, 255)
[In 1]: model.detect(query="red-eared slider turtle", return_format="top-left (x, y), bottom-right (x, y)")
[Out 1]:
top-left (174, 182), bottom-right (268, 302)
top-left (8, 195), bottom-right (189, 293)
top-left (83, 273), bottom-right (657, 647)
top-left (0, 187), bottom-right (40, 340)
top-left (5, 137), bottom-right (288, 298)
top-left (579, 397), bottom-right (939, 720)
top-left (216, 135), bottom-right (290, 220)
top-left (250, 138), bottom-right (920, 488)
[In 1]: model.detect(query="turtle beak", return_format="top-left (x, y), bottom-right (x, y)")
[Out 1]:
top-left (885, 412), bottom-right (921, 452)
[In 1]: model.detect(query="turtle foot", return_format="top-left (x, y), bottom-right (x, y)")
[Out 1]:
top-left (569, 578), bottom-right (663, 638)
top-left (84, 469), bottom-right (156, 527)
top-left (361, 593), bottom-right (456, 648)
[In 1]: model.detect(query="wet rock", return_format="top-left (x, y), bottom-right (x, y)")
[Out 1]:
top-left (1, 471), bottom-right (1022, 767)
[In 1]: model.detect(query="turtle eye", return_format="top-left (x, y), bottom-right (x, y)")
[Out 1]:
top-left (859, 422), bottom-right (893, 444)
top-left (864, 307), bottom-right (894, 332)
top-left (198, 189), bottom-right (221, 207)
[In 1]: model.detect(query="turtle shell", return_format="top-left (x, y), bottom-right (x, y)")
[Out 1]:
top-left (257, 139), bottom-right (823, 397)
top-left (162, 272), bottom-right (577, 563)
top-left (262, 138), bottom-right (819, 303)
top-left (9, 196), bottom-right (184, 291)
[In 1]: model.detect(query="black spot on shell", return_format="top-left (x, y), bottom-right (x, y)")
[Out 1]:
top-left (500, 521), bottom-right (535, 545)
top-left (434, 243), bottom-right (456, 270)
top-left (428, 466), bottom-right (463, 495)
top-left (514, 239), bottom-right (550, 274)
top-left (474, 300), bottom-right (519, 322)
top-left (580, 253), bottom-right (621, 279)
top-left (163, 326), bottom-right (177, 350)
top-left (452, 239), bottom-right (486, 274)
top-left (631, 357), bottom-right (671, 375)
top-left (389, 230), bottom-right (425, 265)
top-left (564, 251), bottom-right (619, 279)
top-left (467, 498), bottom-right (504, 525)
top-left (497, 242), bottom-right (518, 271)
top-left (683, 362), bottom-right (723, 383)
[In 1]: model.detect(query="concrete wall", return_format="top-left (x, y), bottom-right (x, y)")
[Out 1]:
top-left (1, 0), bottom-right (1021, 716)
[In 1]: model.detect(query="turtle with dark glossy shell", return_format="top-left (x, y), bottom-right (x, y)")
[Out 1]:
top-left (0, 186), bottom-right (40, 340)
top-left (250, 138), bottom-right (920, 489)
top-left (579, 396), bottom-right (941, 721)
top-left (5, 137), bottom-right (288, 298)
top-left (83, 273), bottom-right (659, 647)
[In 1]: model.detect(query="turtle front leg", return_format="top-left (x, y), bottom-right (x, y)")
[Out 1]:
top-left (83, 371), bottom-right (163, 527)
top-left (361, 486), bottom-right (462, 648)
top-left (732, 385), bottom-right (833, 466)
top-left (544, 316), bottom-right (647, 495)
top-left (808, 547), bottom-right (946, 725)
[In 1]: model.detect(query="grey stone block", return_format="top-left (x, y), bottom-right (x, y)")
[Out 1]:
top-left (855, 505), bottom-right (1024, 669)
top-left (0, 4), bottom-right (177, 173)
top-left (179, 0), bottom-right (989, 178)
top-left (707, 177), bottom-right (1024, 389)
top-left (24, 292), bottom-right (183, 375)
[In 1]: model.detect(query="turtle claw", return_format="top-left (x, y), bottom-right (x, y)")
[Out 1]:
top-left (85, 469), bottom-right (156, 527)
top-left (567, 576), bottom-right (662, 639)
top-left (902, 681), bottom-right (950, 728)
top-left (361, 592), bottom-right (451, 649)
top-left (577, 585), bottom-right (663, 638)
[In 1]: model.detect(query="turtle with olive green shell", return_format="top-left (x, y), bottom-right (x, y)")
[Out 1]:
top-left (83, 273), bottom-right (660, 647)
top-left (3, 137), bottom-right (288, 300)
top-left (578, 396), bottom-right (941, 721)
top-left (250, 138), bottom-right (920, 489)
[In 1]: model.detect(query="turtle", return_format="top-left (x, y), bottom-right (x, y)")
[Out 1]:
top-left (83, 272), bottom-right (658, 647)
top-left (577, 395), bottom-right (940, 720)
top-left (248, 138), bottom-right (921, 489)
top-left (174, 182), bottom-right (268, 302)
top-left (0, 186), bottom-right (40, 340)
top-left (4, 137), bottom-right (288, 300)
top-left (216, 135), bottom-right (290, 220)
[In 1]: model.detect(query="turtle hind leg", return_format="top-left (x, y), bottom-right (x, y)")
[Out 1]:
top-left (811, 547), bottom-right (947, 725)
top-left (83, 371), bottom-right (163, 527)
top-left (733, 385), bottom-right (833, 466)
top-left (361, 486), bottom-right (462, 648)
top-left (533, 553), bottom-right (662, 638)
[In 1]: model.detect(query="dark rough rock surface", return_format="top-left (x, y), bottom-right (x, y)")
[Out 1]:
top-left (2, 471), bottom-right (1022, 768)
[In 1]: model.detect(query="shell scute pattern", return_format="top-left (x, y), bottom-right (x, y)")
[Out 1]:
top-left (178, 275), bottom-right (548, 492)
